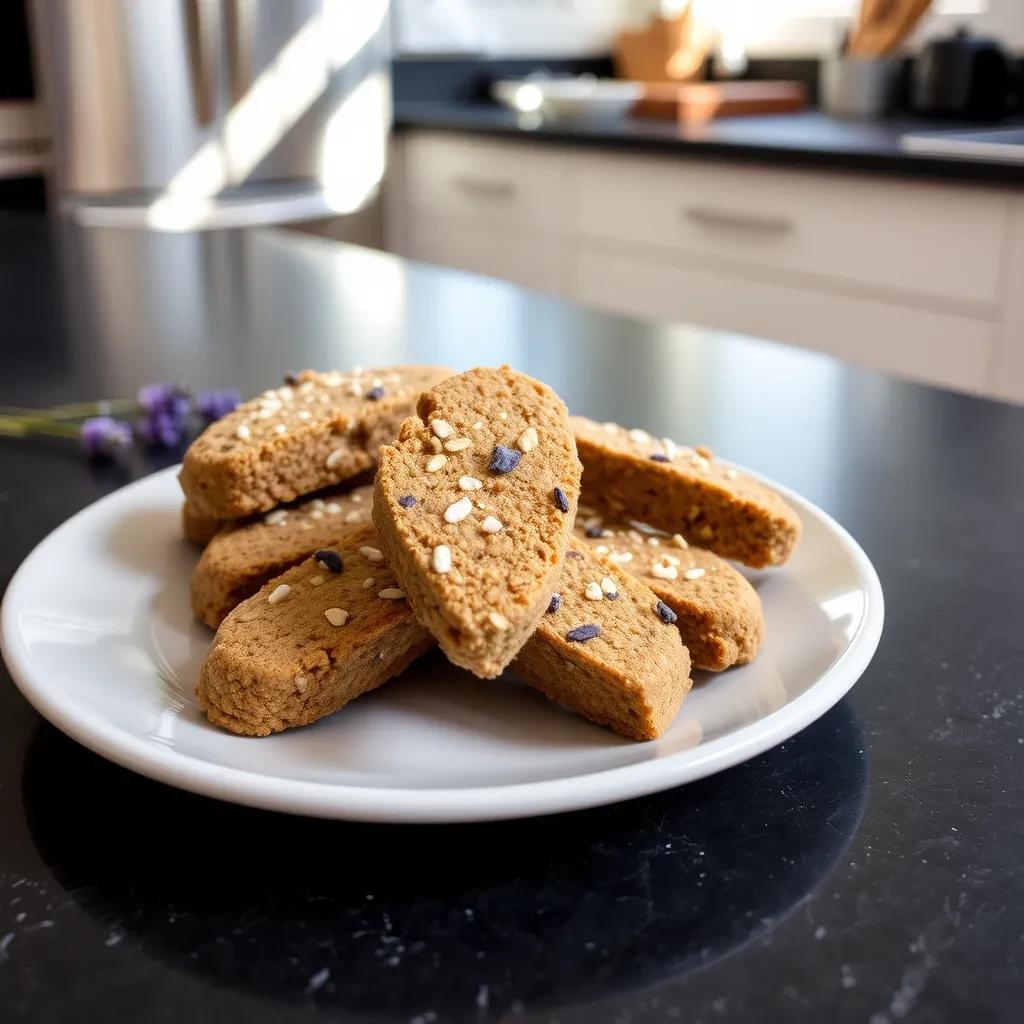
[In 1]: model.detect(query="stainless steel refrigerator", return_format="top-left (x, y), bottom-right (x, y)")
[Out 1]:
top-left (30, 0), bottom-right (391, 229)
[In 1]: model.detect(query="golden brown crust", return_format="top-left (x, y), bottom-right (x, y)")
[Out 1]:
top-left (575, 513), bottom-right (763, 671)
top-left (190, 485), bottom-right (374, 629)
top-left (373, 366), bottom-right (581, 679)
top-left (196, 523), bottom-right (434, 736)
top-left (514, 538), bottom-right (692, 740)
top-left (197, 527), bottom-right (690, 740)
top-left (179, 366), bottom-right (451, 519)
top-left (570, 416), bottom-right (800, 568)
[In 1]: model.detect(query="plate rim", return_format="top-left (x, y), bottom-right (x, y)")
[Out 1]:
top-left (1, 465), bottom-right (884, 824)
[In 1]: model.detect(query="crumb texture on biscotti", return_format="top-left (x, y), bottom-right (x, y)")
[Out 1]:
top-left (373, 366), bottom-right (581, 679)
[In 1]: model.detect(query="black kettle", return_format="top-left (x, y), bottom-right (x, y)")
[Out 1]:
top-left (912, 28), bottom-right (1018, 119)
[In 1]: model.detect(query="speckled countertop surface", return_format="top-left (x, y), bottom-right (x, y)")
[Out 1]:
top-left (1, 219), bottom-right (1022, 1022)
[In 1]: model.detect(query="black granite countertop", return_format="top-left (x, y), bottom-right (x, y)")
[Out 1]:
top-left (395, 100), bottom-right (1024, 186)
top-left (1, 218), bottom-right (1023, 1022)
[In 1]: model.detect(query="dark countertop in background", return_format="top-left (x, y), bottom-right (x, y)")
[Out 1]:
top-left (395, 100), bottom-right (1024, 186)
top-left (1, 218), bottom-right (1023, 1022)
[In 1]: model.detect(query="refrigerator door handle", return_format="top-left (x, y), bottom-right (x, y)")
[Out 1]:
top-left (184, 0), bottom-right (217, 126)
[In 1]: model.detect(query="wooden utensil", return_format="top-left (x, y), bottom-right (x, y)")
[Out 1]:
top-left (614, 3), bottom-right (711, 83)
top-left (849, 0), bottom-right (932, 57)
top-left (633, 81), bottom-right (807, 123)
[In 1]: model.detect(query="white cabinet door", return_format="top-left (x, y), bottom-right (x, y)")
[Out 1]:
top-left (407, 213), bottom-right (568, 296)
top-left (573, 153), bottom-right (1009, 310)
top-left (575, 248), bottom-right (994, 394)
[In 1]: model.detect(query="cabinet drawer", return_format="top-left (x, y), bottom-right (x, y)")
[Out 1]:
top-left (574, 154), bottom-right (1008, 308)
top-left (408, 214), bottom-right (567, 296)
top-left (575, 249), bottom-right (992, 393)
top-left (404, 131), bottom-right (568, 233)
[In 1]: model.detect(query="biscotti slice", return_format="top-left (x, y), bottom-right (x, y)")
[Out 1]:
top-left (179, 366), bottom-right (452, 519)
top-left (570, 416), bottom-right (800, 568)
top-left (575, 514), bottom-right (763, 672)
top-left (191, 484), bottom-right (374, 629)
top-left (198, 529), bottom-right (689, 740)
top-left (373, 366), bottom-right (582, 679)
top-left (514, 539), bottom-right (692, 740)
top-left (196, 523), bottom-right (435, 736)
top-left (182, 500), bottom-right (223, 546)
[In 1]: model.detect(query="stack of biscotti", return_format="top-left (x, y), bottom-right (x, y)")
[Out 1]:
top-left (186, 365), bottom-right (801, 743)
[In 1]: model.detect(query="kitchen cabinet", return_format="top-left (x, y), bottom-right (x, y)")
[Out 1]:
top-left (387, 129), bottom-right (1023, 401)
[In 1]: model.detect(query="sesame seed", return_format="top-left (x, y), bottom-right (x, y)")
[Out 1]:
top-left (310, 510), bottom-right (324, 520)
top-left (324, 607), bottom-right (349, 626)
top-left (444, 437), bottom-right (472, 452)
top-left (431, 419), bottom-right (454, 440)
top-left (326, 448), bottom-right (346, 470)
top-left (517, 427), bottom-right (539, 452)
top-left (662, 438), bottom-right (678, 459)
top-left (663, 554), bottom-right (681, 566)
top-left (311, 499), bottom-right (325, 509)
top-left (585, 581), bottom-right (603, 601)
top-left (235, 424), bottom-right (251, 441)
top-left (672, 533), bottom-right (689, 549)
top-left (489, 445), bottom-right (521, 474)
top-left (297, 410), bottom-right (312, 420)
top-left (264, 509), bottom-right (288, 526)
top-left (267, 583), bottom-right (291, 604)
top-left (363, 577), bottom-right (375, 589)
top-left (426, 453), bottom-right (448, 472)
top-left (547, 593), bottom-right (562, 614)
top-left (650, 453), bottom-right (669, 463)
top-left (488, 610), bottom-right (509, 630)
top-left (567, 624), bottom-right (601, 643)
top-left (315, 549), bottom-right (343, 573)
top-left (499, 411), bottom-right (508, 419)
top-left (325, 502), bottom-right (341, 514)
top-left (459, 476), bottom-right (482, 491)
top-left (595, 545), bottom-right (610, 555)
top-left (344, 510), bottom-right (362, 523)
top-left (684, 567), bottom-right (706, 581)
top-left (398, 495), bottom-right (417, 508)
top-left (294, 675), bottom-right (307, 693)
top-left (473, 421), bottom-right (483, 429)
top-left (696, 445), bottom-right (714, 460)
top-left (366, 386), bottom-right (385, 401)
top-left (444, 497), bottom-right (473, 524)
top-left (647, 537), bottom-right (660, 546)
top-left (359, 545), bottom-right (384, 562)
top-left (601, 576), bottom-right (618, 598)
top-left (273, 423), bottom-right (287, 435)
top-left (629, 428), bottom-right (652, 445)
top-left (350, 493), bottom-right (363, 503)
top-left (628, 530), bottom-right (644, 544)
top-left (481, 515), bottom-right (503, 534)
top-left (310, 575), bottom-right (324, 586)
top-left (651, 562), bottom-right (678, 580)
top-left (553, 487), bottom-right (569, 513)
top-left (610, 551), bottom-right (633, 563)
top-left (378, 588), bottom-right (406, 600)
top-left (431, 544), bottom-right (452, 574)
top-left (656, 601), bottom-right (678, 625)
top-left (725, 468), bottom-right (739, 480)
top-left (602, 422), bottom-right (619, 434)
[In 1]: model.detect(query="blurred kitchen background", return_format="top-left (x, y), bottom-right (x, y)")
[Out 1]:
top-left (2, 1), bottom-right (1023, 401)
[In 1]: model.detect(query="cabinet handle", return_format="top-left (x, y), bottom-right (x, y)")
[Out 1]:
top-left (682, 205), bottom-right (794, 235)
top-left (452, 175), bottom-right (516, 200)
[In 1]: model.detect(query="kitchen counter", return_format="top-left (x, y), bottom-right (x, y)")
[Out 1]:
top-left (395, 100), bottom-right (1024, 186)
top-left (1, 218), bottom-right (1023, 1023)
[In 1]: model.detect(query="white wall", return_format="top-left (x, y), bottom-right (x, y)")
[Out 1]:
top-left (393, 0), bottom-right (1024, 57)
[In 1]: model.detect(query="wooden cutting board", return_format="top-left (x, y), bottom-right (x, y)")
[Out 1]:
top-left (633, 81), bottom-right (807, 122)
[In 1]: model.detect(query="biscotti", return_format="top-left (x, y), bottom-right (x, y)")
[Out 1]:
top-left (197, 527), bottom-right (690, 740)
top-left (191, 484), bottom-right (375, 629)
top-left (196, 524), bottom-right (434, 736)
top-left (373, 366), bottom-right (582, 679)
top-left (570, 416), bottom-right (800, 568)
top-left (182, 500), bottom-right (222, 546)
top-left (513, 538), bottom-right (692, 740)
top-left (575, 513), bottom-right (763, 671)
top-left (179, 366), bottom-right (451, 519)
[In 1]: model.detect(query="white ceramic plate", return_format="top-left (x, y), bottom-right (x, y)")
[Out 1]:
top-left (1, 466), bottom-right (882, 823)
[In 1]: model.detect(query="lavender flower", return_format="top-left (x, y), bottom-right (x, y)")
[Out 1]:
top-left (136, 382), bottom-right (191, 447)
top-left (196, 388), bottom-right (241, 423)
top-left (80, 417), bottom-right (133, 457)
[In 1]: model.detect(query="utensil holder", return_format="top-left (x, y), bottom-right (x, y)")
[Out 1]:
top-left (820, 55), bottom-right (897, 119)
